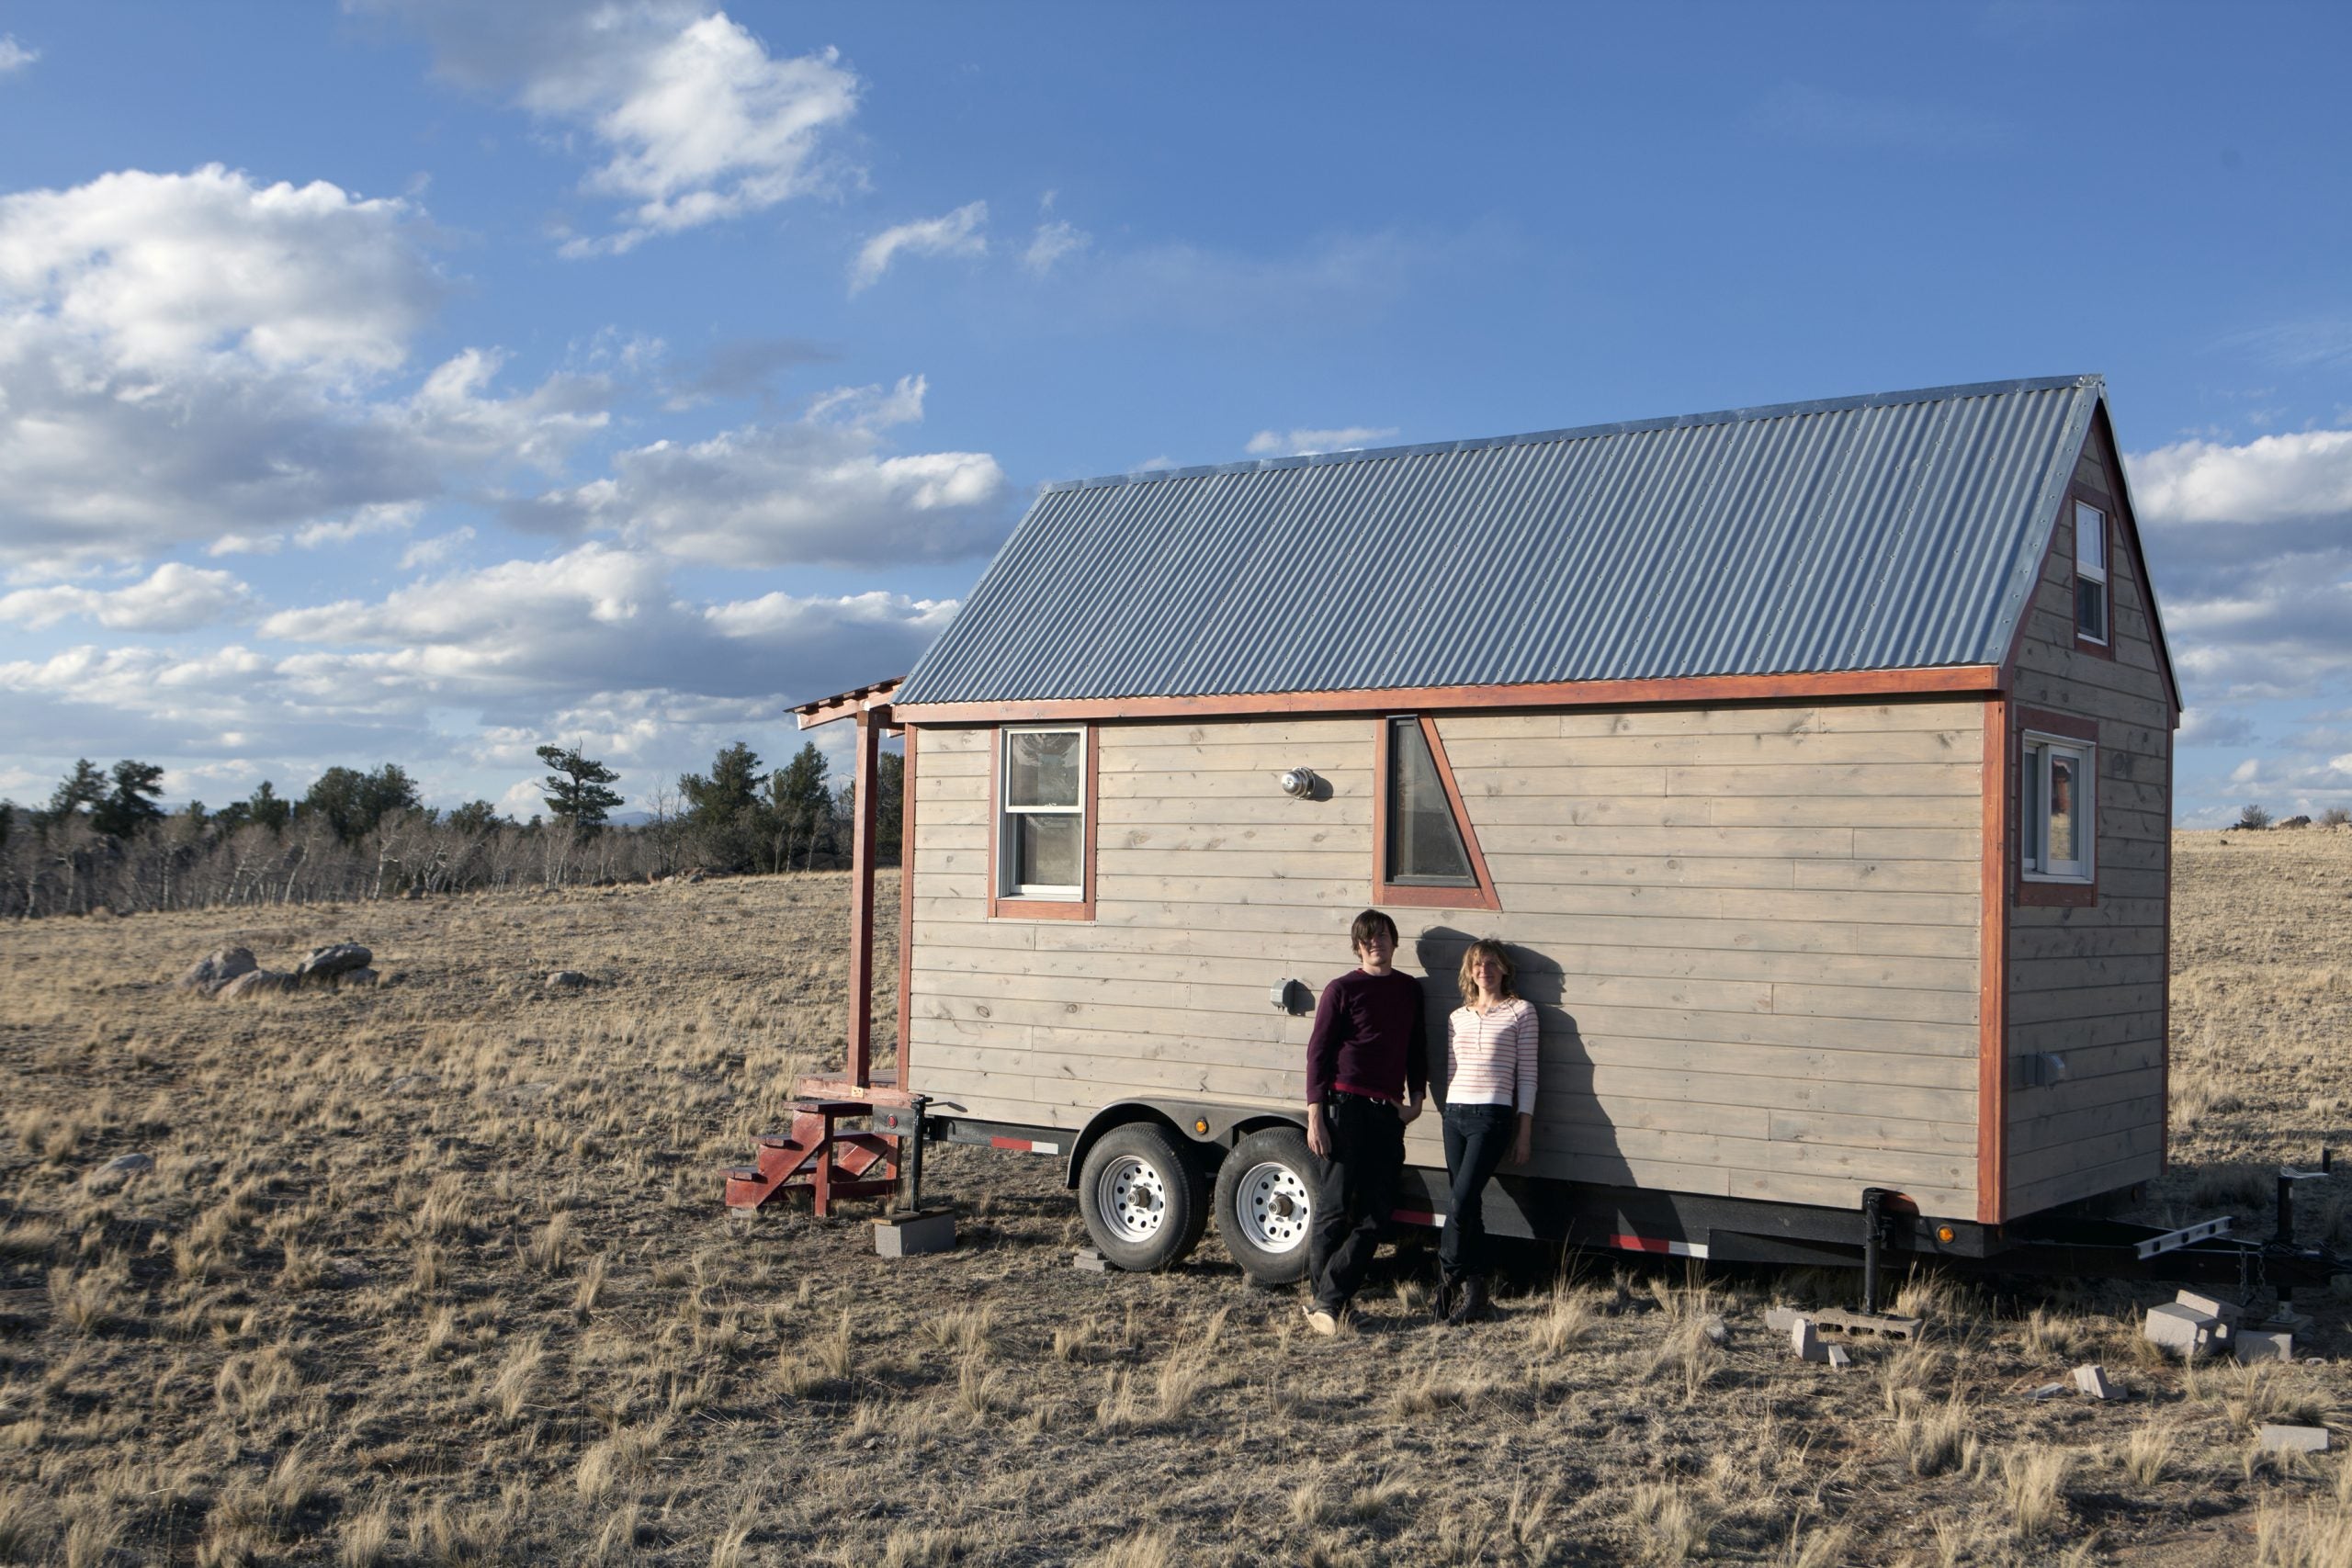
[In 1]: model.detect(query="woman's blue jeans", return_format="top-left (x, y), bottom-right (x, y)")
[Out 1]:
top-left (1439, 1101), bottom-right (1516, 1283)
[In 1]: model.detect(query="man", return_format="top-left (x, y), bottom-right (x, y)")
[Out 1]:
top-left (1302, 908), bottom-right (1428, 1333)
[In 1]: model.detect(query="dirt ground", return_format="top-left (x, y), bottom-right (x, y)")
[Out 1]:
top-left (2, 833), bottom-right (2350, 1565)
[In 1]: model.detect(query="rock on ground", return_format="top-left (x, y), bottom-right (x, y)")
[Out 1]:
top-left (217, 969), bottom-right (295, 999)
top-left (175, 946), bottom-right (256, 994)
top-left (84, 1152), bottom-right (154, 1193)
top-left (296, 943), bottom-right (372, 981)
top-left (547, 970), bottom-right (588, 988)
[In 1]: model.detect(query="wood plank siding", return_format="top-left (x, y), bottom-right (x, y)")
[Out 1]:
top-left (908, 699), bottom-right (1987, 1217)
top-left (2001, 417), bottom-right (2172, 1215)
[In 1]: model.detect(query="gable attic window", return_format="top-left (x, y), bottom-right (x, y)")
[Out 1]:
top-left (1372, 716), bottom-right (1501, 911)
top-left (2074, 502), bottom-right (2109, 646)
top-left (992, 726), bottom-right (1094, 918)
top-left (2020, 731), bottom-right (2094, 884)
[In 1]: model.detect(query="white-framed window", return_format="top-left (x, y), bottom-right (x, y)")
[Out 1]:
top-left (2020, 734), bottom-right (2095, 882)
top-left (2074, 502), bottom-right (2109, 645)
top-left (999, 727), bottom-right (1085, 898)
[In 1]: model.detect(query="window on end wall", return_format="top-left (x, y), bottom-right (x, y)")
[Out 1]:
top-left (2074, 502), bottom-right (2109, 645)
top-left (1385, 716), bottom-right (1475, 886)
top-left (2020, 734), bottom-right (2094, 883)
top-left (999, 728), bottom-right (1085, 899)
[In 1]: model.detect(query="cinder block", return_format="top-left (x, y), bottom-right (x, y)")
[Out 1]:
top-left (2074, 1364), bottom-right (2122, 1400)
top-left (1072, 1248), bottom-right (1110, 1274)
top-left (2029, 1382), bottom-right (2069, 1401)
top-left (1826, 1344), bottom-right (1852, 1371)
top-left (2259, 1424), bottom-right (2331, 1454)
top-left (2176, 1289), bottom-right (2244, 1325)
top-left (873, 1209), bottom-right (956, 1258)
top-left (2235, 1329), bottom-right (2294, 1364)
top-left (1791, 1317), bottom-right (1827, 1363)
top-left (1764, 1306), bottom-right (1804, 1334)
top-left (2143, 1302), bottom-right (2220, 1359)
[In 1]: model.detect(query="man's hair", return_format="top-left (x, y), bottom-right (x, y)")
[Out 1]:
top-left (1350, 908), bottom-right (1398, 953)
top-left (1456, 938), bottom-right (1517, 1002)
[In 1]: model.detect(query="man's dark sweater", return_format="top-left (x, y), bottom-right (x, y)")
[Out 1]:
top-left (1306, 967), bottom-right (1430, 1106)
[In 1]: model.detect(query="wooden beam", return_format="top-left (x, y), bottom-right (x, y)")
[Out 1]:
top-left (844, 708), bottom-right (882, 1087)
top-left (892, 665), bottom-right (2003, 727)
top-left (1977, 697), bottom-right (2011, 1224)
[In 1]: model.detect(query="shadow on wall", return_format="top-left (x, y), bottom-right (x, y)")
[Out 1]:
top-left (1410, 922), bottom-right (1636, 1205)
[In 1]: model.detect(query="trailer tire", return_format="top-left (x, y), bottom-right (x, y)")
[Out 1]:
top-left (1077, 1122), bottom-right (1208, 1271)
top-left (1214, 1126), bottom-right (1317, 1285)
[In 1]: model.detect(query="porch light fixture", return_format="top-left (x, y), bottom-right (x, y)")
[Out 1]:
top-left (1276, 767), bottom-right (1318, 798)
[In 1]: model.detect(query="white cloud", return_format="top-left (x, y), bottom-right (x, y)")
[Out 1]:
top-left (2175, 705), bottom-right (2256, 749)
top-left (0, 562), bottom-right (255, 632)
top-left (400, 525), bottom-right (476, 570)
top-left (0, 164), bottom-right (439, 376)
top-left (295, 502), bottom-right (421, 550)
top-left (0, 165), bottom-right (609, 570)
top-left (850, 201), bottom-right (987, 294)
top-left (1023, 219), bottom-right (1090, 276)
top-left (2132, 428), bottom-right (2352, 525)
top-left (1246, 425), bottom-right (1399, 457)
top-left (208, 533), bottom-right (285, 558)
top-left (367, 2), bottom-right (860, 254)
top-left (0, 35), bottom-right (37, 74)
top-left (519, 377), bottom-right (1009, 568)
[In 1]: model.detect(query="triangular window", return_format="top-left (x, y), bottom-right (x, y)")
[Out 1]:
top-left (1374, 716), bottom-right (1501, 910)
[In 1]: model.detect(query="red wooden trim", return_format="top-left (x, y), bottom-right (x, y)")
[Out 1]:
top-left (894, 665), bottom-right (2001, 727)
top-left (1978, 696), bottom-right (2011, 1224)
top-left (986, 722), bottom-right (1098, 922)
top-left (844, 711), bottom-right (882, 1087)
top-left (2014, 705), bottom-right (2100, 908)
top-left (1370, 716), bottom-right (1503, 911)
top-left (2089, 403), bottom-right (2184, 721)
top-left (897, 725), bottom-right (917, 1086)
top-left (2159, 734), bottom-right (2174, 1172)
top-left (795, 679), bottom-right (902, 728)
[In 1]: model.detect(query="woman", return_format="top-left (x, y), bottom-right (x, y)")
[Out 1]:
top-left (1437, 939), bottom-right (1536, 1325)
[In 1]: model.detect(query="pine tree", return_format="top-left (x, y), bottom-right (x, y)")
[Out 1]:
top-left (93, 760), bottom-right (166, 839)
top-left (537, 744), bottom-right (625, 832)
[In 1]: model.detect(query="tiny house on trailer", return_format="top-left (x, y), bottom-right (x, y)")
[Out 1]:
top-left (757, 375), bottom-right (2187, 1285)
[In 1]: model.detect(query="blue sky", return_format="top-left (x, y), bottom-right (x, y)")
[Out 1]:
top-left (1, 2), bottom-right (2346, 826)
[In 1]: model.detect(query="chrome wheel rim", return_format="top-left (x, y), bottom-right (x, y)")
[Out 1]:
top-left (1235, 1161), bottom-right (1311, 1253)
top-left (1095, 1154), bottom-right (1168, 1244)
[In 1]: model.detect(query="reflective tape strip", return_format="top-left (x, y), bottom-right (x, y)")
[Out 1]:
top-left (1608, 1233), bottom-right (1709, 1259)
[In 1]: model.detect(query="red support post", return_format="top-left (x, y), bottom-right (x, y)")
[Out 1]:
top-left (844, 707), bottom-right (882, 1089)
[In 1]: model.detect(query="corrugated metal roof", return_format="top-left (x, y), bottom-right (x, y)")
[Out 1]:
top-left (897, 376), bottom-right (2107, 706)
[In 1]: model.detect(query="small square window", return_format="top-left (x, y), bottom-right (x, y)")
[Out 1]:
top-left (2021, 734), bottom-right (2094, 883)
top-left (2074, 502), bottom-right (2109, 645)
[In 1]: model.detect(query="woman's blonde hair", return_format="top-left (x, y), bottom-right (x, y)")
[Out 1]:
top-left (1456, 939), bottom-right (1516, 1002)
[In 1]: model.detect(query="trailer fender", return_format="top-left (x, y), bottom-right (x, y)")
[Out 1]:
top-left (1063, 1100), bottom-right (1304, 1189)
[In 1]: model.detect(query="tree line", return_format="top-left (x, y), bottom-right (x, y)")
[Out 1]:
top-left (0, 739), bottom-right (903, 919)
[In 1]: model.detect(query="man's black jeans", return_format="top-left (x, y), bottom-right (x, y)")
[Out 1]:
top-left (1308, 1092), bottom-right (1404, 1313)
top-left (1438, 1101), bottom-right (1516, 1283)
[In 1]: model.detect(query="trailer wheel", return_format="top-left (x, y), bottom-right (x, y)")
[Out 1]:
top-left (1077, 1122), bottom-right (1208, 1271)
top-left (1214, 1126), bottom-right (1317, 1284)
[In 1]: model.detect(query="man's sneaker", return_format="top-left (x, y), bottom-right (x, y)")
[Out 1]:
top-left (1304, 1303), bottom-right (1340, 1337)
top-left (1444, 1276), bottom-right (1491, 1326)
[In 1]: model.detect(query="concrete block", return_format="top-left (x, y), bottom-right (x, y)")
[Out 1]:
top-left (872, 1209), bottom-right (956, 1258)
top-left (1764, 1306), bottom-right (1804, 1334)
top-left (2030, 1382), bottom-right (2069, 1400)
top-left (2074, 1364), bottom-right (2122, 1400)
top-left (2259, 1424), bottom-right (2331, 1454)
top-left (2261, 1309), bottom-right (2312, 1333)
top-left (2143, 1302), bottom-right (2220, 1359)
top-left (1826, 1344), bottom-right (1852, 1371)
top-left (1791, 1317), bottom-right (1827, 1363)
top-left (2235, 1329), bottom-right (2295, 1364)
top-left (2176, 1289), bottom-right (2243, 1325)
top-left (1072, 1248), bottom-right (1110, 1274)
top-left (1815, 1307), bottom-right (1926, 1341)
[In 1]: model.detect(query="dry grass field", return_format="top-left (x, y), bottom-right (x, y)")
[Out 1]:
top-left (3, 832), bottom-right (2351, 1565)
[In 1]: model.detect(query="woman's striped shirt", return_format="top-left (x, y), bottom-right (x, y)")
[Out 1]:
top-left (1444, 997), bottom-right (1538, 1111)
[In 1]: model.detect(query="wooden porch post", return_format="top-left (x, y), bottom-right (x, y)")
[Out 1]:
top-left (845, 707), bottom-right (882, 1089)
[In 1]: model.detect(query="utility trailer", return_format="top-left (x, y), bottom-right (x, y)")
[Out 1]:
top-left (728, 378), bottom-right (2346, 1306)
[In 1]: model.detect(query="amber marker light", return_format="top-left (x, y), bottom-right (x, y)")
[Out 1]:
top-left (1937, 1226), bottom-right (1956, 1243)
top-left (1194, 1118), bottom-right (1210, 1135)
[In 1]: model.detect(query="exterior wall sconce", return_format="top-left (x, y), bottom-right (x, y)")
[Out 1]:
top-left (1276, 767), bottom-right (1319, 798)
